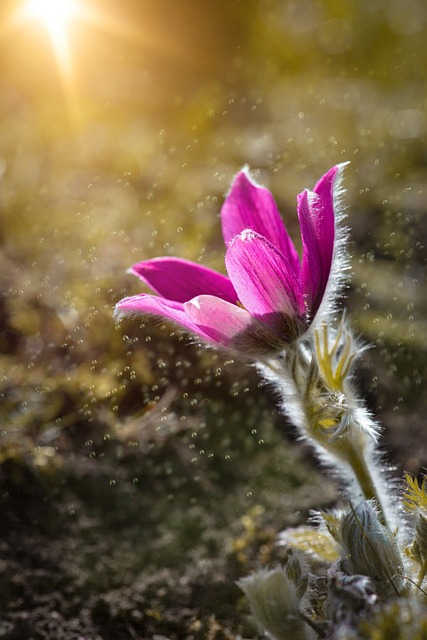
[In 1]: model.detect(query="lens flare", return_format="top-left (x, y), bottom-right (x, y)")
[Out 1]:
top-left (17, 0), bottom-right (83, 119)
top-left (8, 0), bottom-right (169, 122)
top-left (26, 0), bottom-right (76, 46)
top-left (25, 0), bottom-right (78, 78)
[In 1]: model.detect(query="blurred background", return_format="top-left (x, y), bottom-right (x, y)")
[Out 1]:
top-left (1, 0), bottom-right (427, 637)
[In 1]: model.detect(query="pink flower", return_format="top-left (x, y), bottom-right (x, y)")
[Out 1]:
top-left (115, 165), bottom-right (347, 356)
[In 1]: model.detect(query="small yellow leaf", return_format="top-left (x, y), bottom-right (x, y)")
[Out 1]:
top-left (403, 472), bottom-right (427, 513)
top-left (279, 525), bottom-right (339, 563)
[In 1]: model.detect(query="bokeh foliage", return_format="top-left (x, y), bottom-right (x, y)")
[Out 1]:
top-left (1, 0), bottom-right (427, 637)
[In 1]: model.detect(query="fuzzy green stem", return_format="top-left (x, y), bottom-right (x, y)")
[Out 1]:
top-left (259, 355), bottom-right (391, 527)
top-left (345, 443), bottom-right (388, 528)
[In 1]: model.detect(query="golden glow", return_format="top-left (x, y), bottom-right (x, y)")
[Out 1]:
top-left (16, 0), bottom-right (85, 120)
top-left (24, 0), bottom-right (79, 80)
top-left (7, 0), bottom-right (176, 122)
top-left (26, 0), bottom-right (76, 46)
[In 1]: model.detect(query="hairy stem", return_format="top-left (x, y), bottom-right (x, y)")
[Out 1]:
top-left (345, 443), bottom-right (389, 528)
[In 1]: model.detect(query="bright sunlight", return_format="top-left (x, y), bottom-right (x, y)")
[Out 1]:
top-left (23, 0), bottom-right (79, 80)
top-left (8, 0), bottom-right (158, 122)
top-left (26, 0), bottom-right (76, 46)
top-left (18, 0), bottom-right (85, 118)
top-left (25, 0), bottom-right (80, 78)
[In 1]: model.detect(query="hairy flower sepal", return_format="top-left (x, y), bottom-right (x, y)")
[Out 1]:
top-left (297, 322), bottom-right (373, 454)
top-left (410, 513), bottom-right (427, 587)
top-left (115, 165), bottom-right (348, 356)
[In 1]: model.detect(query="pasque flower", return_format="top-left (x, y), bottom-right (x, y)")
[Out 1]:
top-left (115, 165), bottom-right (347, 355)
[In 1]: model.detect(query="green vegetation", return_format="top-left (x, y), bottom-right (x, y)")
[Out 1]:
top-left (1, 0), bottom-right (427, 636)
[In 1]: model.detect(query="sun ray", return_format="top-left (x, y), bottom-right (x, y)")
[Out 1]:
top-left (25, 0), bottom-right (77, 75)
top-left (26, 0), bottom-right (75, 43)
top-left (5, 0), bottom-right (197, 125)
top-left (15, 0), bottom-right (88, 122)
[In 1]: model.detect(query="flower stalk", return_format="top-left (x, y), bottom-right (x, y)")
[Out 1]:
top-left (260, 319), bottom-right (391, 529)
top-left (114, 163), bottom-right (427, 637)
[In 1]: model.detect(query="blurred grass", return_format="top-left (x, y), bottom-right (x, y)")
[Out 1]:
top-left (1, 0), bottom-right (427, 467)
top-left (1, 0), bottom-right (427, 636)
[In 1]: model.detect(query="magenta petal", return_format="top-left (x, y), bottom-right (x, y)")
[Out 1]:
top-left (130, 257), bottom-right (237, 304)
top-left (225, 230), bottom-right (305, 330)
top-left (298, 166), bottom-right (340, 317)
top-left (221, 170), bottom-right (300, 274)
top-left (298, 190), bottom-right (329, 317)
top-left (115, 294), bottom-right (212, 340)
top-left (185, 295), bottom-right (254, 346)
top-left (314, 165), bottom-right (340, 203)
top-left (312, 165), bottom-right (339, 268)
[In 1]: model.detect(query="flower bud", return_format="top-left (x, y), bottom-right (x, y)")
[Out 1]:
top-left (237, 566), bottom-right (312, 640)
top-left (340, 500), bottom-right (404, 599)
